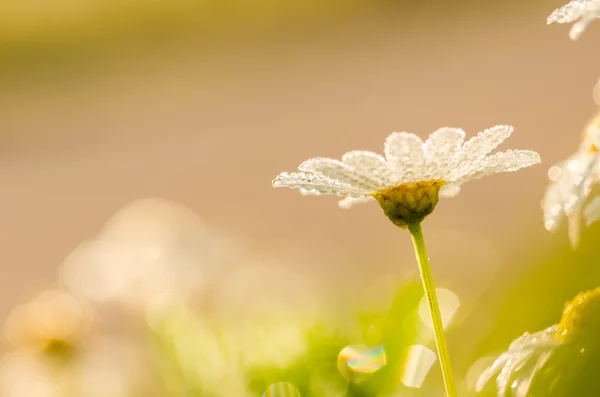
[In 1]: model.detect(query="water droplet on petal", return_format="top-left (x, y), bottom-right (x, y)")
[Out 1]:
top-left (262, 382), bottom-right (301, 397)
top-left (400, 344), bottom-right (437, 388)
top-left (544, 219), bottom-right (556, 231)
top-left (337, 345), bottom-right (386, 383)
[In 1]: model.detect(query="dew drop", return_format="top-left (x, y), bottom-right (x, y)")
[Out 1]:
top-left (544, 219), bottom-right (556, 231)
top-left (262, 382), bottom-right (301, 397)
top-left (337, 345), bottom-right (386, 383)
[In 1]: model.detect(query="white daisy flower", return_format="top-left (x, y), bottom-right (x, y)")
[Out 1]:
top-left (541, 114), bottom-right (600, 247)
top-left (475, 288), bottom-right (600, 397)
top-left (547, 0), bottom-right (600, 40)
top-left (272, 125), bottom-right (540, 228)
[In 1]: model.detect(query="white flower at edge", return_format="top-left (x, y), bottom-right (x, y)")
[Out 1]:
top-left (541, 114), bottom-right (600, 247)
top-left (272, 125), bottom-right (540, 228)
top-left (476, 289), bottom-right (600, 396)
top-left (475, 326), bottom-right (561, 397)
top-left (547, 0), bottom-right (600, 40)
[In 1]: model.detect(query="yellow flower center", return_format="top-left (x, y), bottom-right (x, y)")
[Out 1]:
top-left (44, 338), bottom-right (74, 361)
top-left (556, 288), bottom-right (600, 342)
top-left (372, 180), bottom-right (445, 228)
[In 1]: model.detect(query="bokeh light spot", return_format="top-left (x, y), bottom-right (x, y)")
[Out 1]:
top-left (262, 382), bottom-right (301, 397)
top-left (400, 344), bottom-right (437, 388)
top-left (418, 288), bottom-right (460, 329)
top-left (547, 165), bottom-right (562, 181)
top-left (337, 344), bottom-right (386, 383)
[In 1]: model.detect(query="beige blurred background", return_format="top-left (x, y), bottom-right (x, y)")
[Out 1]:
top-left (1, 0), bottom-right (599, 363)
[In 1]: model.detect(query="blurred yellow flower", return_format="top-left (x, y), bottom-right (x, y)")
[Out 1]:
top-left (4, 289), bottom-right (92, 357)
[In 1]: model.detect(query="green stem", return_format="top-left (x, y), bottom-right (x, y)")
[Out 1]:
top-left (407, 222), bottom-right (458, 397)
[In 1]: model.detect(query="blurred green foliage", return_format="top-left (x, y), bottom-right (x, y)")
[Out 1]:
top-left (144, 281), bottom-right (427, 396)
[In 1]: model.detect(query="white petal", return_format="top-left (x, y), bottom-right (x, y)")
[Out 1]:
top-left (439, 184), bottom-right (461, 198)
top-left (477, 326), bottom-right (560, 394)
top-left (455, 125), bottom-right (513, 169)
top-left (341, 151), bottom-right (395, 186)
top-left (338, 196), bottom-right (375, 209)
top-left (423, 127), bottom-right (465, 179)
top-left (272, 172), bottom-right (369, 197)
top-left (571, 11), bottom-right (600, 39)
top-left (547, 0), bottom-right (600, 39)
top-left (584, 196), bottom-right (600, 226)
top-left (570, 19), bottom-right (587, 39)
top-left (541, 150), bottom-right (599, 236)
top-left (384, 132), bottom-right (426, 182)
top-left (558, 152), bottom-right (596, 216)
top-left (547, 0), bottom-right (600, 24)
top-left (298, 157), bottom-right (381, 191)
top-left (450, 150), bottom-right (541, 185)
top-left (476, 352), bottom-right (510, 392)
top-left (496, 349), bottom-right (535, 397)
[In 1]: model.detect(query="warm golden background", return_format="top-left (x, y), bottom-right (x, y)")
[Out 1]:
top-left (1, 0), bottom-right (600, 395)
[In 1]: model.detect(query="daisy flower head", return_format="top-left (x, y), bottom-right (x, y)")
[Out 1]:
top-left (272, 125), bottom-right (540, 228)
top-left (541, 113), bottom-right (600, 247)
top-left (547, 0), bottom-right (600, 40)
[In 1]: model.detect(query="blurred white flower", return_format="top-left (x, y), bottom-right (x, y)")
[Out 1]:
top-left (1, 288), bottom-right (146, 397)
top-left (273, 126), bottom-right (539, 227)
top-left (541, 114), bottom-right (600, 247)
top-left (547, 0), bottom-right (600, 40)
top-left (0, 337), bottom-right (143, 397)
top-left (0, 350), bottom-right (59, 397)
top-left (61, 198), bottom-right (236, 309)
top-left (74, 337), bottom-right (142, 397)
top-left (4, 289), bottom-right (92, 354)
